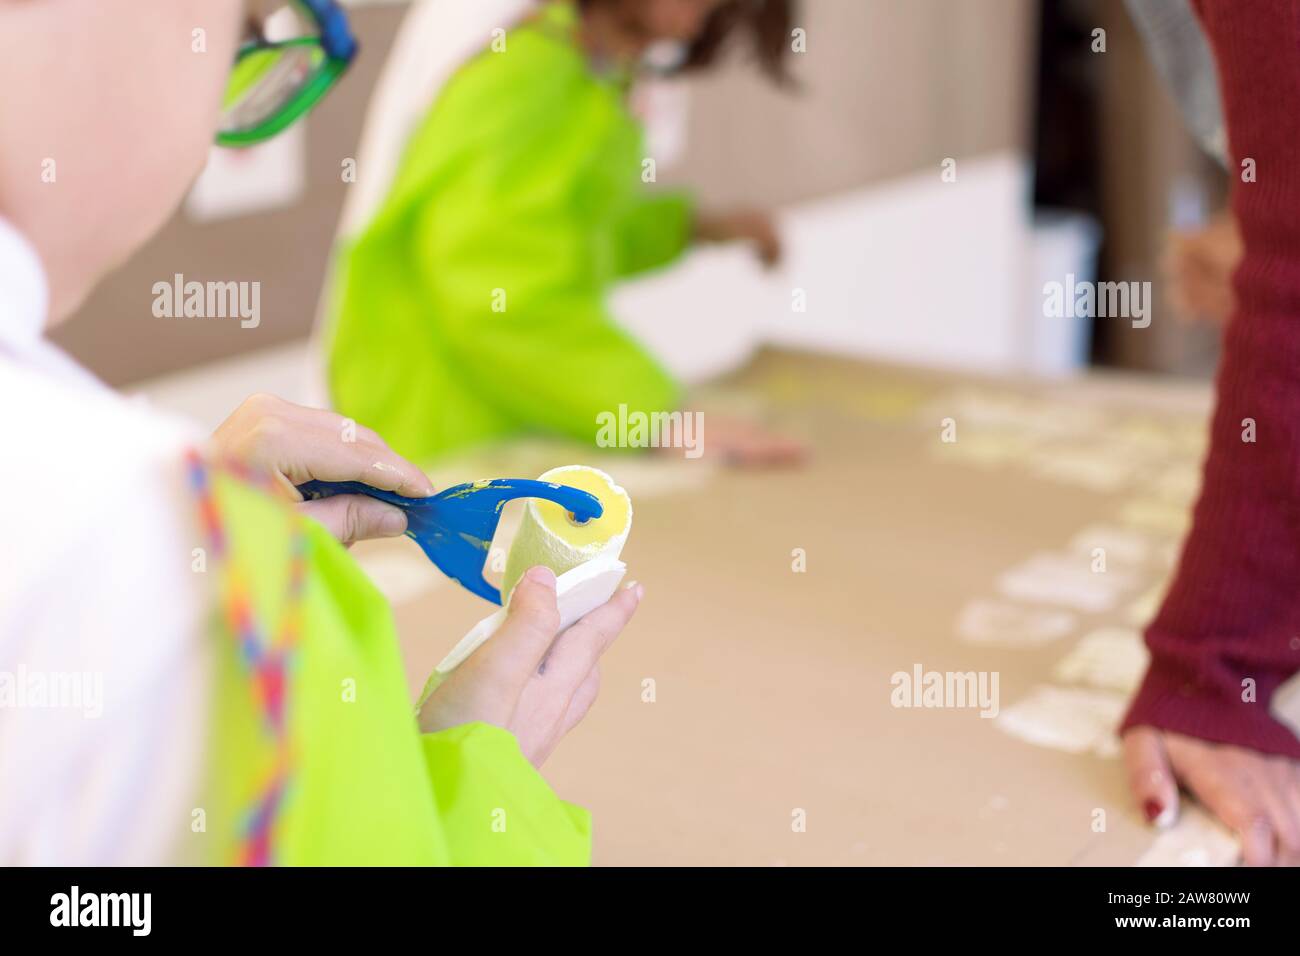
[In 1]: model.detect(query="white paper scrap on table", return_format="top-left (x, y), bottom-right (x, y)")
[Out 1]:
top-left (995, 685), bottom-right (1128, 758)
top-left (931, 433), bottom-right (1037, 469)
top-left (1124, 584), bottom-right (1166, 626)
top-left (933, 390), bottom-right (1104, 436)
top-left (998, 552), bottom-right (1134, 613)
top-left (1067, 525), bottom-right (1152, 567)
top-left (1137, 804), bottom-right (1241, 867)
top-left (1026, 449), bottom-right (1135, 493)
top-left (955, 599), bottom-right (1076, 648)
top-left (435, 556), bottom-right (627, 674)
top-left (1053, 627), bottom-right (1150, 694)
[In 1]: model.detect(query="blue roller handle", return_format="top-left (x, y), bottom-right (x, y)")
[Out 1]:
top-left (297, 478), bottom-right (603, 605)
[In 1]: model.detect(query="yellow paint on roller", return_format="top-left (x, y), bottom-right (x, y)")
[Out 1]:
top-left (536, 466), bottom-right (630, 548)
top-left (501, 465), bottom-right (632, 600)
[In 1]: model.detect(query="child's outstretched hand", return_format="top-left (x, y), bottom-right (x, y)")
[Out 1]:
top-left (666, 412), bottom-right (806, 468)
top-left (211, 393), bottom-right (436, 545)
top-left (418, 567), bottom-right (643, 767)
top-left (694, 208), bottom-right (783, 268)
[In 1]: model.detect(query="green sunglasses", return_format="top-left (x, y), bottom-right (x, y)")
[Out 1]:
top-left (216, 0), bottom-right (357, 147)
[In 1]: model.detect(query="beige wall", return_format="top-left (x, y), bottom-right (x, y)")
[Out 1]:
top-left (52, 4), bottom-right (410, 386)
top-left (667, 0), bottom-right (1036, 205)
top-left (55, 0), bottom-right (1038, 386)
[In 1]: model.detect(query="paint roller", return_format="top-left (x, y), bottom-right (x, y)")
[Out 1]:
top-left (426, 466), bottom-right (631, 698)
top-left (298, 465), bottom-right (633, 696)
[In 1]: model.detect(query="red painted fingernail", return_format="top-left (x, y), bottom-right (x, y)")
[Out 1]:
top-left (1143, 799), bottom-right (1163, 824)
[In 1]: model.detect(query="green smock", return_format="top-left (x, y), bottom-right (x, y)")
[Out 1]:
top-left (202, 467), bottom-right (589, 865)
top-left (324, 1), bottom-right (690, 464)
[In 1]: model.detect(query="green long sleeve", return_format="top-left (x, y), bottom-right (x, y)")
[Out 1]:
top-left (421, 724), bottom-right (592, 865)
top-left (613, 191), bottom-right (696, 278)
top-left (407, 81), bottom-right (681, 443)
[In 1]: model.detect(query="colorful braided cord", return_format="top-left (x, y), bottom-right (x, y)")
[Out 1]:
top-left (186, 448), bottom-right (308, 866)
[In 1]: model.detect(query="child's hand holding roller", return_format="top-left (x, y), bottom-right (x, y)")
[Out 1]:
top-left (419, 567), bottom-right (643, 768)
top-left (211, 393), bottom-right (435, 546)
top-left (211, 406), bottom-right (645, 766)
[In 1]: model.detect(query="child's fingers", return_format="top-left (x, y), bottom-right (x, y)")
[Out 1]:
top-left (729, 434), bottom-right (807, 469)
top-left (287, 420), bottom-right (435, 498)
top-left (559, 664), bottom-right (602, 736)
top-left (298, 495), bottom-right (407, 545)
top-left (539, 583), bottom-right (642, 694)
top-left (215, 394), bottom-right (435, 498)
top-left (288, 405), bottom-right (432, 495)
top-left (477, 567), bottom-right (562, 680)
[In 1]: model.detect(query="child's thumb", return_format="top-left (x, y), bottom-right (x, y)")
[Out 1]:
top-left (489, 566), bottom-right (561, 674)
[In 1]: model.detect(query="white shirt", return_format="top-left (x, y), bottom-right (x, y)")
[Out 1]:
top-left (0, 218), bottom-right (210, 864)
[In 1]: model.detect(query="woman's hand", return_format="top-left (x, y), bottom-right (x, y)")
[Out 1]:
top-left (419, 567), bottom-right (643, 767)
top-left (1123, 726), bottom-right (1300, 866)
top-left (1162, 209), bottom-right (1242, 325)
top-left (694, 208), bottom-right (783, 268)
top-left (211, 393), bottom-right (436, 546)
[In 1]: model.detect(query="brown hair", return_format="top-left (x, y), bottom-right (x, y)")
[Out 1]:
top-left (578, 0), bottom-right (797, 85)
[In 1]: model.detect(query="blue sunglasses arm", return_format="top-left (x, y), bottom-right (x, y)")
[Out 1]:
top-left (297, 0), bottom-right (357, 60)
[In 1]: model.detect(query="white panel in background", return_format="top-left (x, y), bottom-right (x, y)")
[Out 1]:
top-left (614, 152), bottom-right (1044, 383)
top-left (768, 153), bottom-right (1031, 371)
top-left (610, 245), bottom-right (772, 384)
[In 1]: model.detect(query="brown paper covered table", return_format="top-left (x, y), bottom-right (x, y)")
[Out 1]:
top-left (353, 348), bottom-right (1219, 865)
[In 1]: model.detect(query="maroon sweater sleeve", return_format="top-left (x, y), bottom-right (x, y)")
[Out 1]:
top-left (1120, 0), bottom-right (1300, 758)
